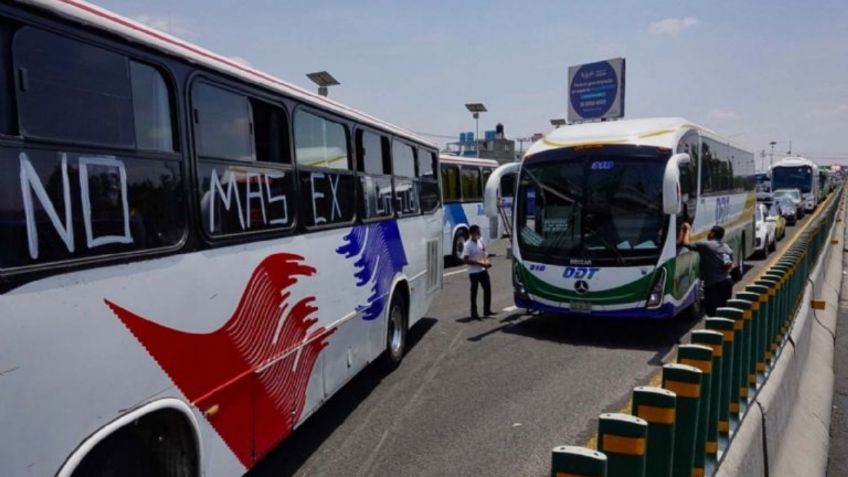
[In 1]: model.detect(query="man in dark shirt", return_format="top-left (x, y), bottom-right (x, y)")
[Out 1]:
top-left (678, 223), bottom-right (736, 316)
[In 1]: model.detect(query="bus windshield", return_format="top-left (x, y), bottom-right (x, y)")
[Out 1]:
top-left (772, 166), bottom-right (812, 193)
top-left (516, 148), bottom-right (667, 265)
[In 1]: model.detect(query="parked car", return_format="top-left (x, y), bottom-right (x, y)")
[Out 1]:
top-left (775, 196), bottom-right (798, 225)
top-left (767, 203), bottom-right (786, 241)
top-left (772, 188), bottom-right (804, 219)
top-left (754, 203), bottom-right (776, 258)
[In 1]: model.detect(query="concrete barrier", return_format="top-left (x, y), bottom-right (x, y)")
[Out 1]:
top-left (717, 192), bottom-right (844, 477)
top-left (553, 189), bottom-right (844, 477)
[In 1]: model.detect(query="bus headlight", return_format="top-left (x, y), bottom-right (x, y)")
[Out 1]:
top-left (646, 268), bottom-right (667, 309)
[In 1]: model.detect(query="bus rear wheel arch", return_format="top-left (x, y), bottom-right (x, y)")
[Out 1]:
top-left (382, 282), bottom-right (409, 370)
top-left (71, 408), bottom-right (198, 477)
top-left (452, 228), bottom-right (469, 264)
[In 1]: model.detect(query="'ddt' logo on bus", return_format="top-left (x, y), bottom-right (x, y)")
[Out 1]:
top-left (563, 266), bottom-right (600, 279)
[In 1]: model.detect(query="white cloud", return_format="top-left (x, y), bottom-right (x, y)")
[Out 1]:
top-left (707, 109), bottom-right (738, 120)
top-left (806, 104), bottom-right (848, 119)
top-left (134, 14), bottom-right (193, 37)
top-left (649, 17), bottom-right (699, 35)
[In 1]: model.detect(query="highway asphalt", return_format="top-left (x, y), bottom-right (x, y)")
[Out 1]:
top-left (249, 214), bottom-right (812, 477)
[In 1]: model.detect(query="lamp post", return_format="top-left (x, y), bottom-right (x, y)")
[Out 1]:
top-left (550, 118), bottom-right (567, 128)
top-left (769, 141), bottom-right (777, 168)
top-left (306, 71), bottom-right (340, 97)
top-left (465, 103), bottom-right (487, 142)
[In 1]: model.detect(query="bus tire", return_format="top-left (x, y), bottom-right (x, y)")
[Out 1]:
top-left (381, 291), bottom-right (408, 370)
top-left (74, 431), bottom-right (155, 477)
top-left (452, 229), bottom-right (468, 264)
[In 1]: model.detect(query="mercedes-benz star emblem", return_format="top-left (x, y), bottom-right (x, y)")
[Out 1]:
top-left (574, 280), bottom-right (589, 294)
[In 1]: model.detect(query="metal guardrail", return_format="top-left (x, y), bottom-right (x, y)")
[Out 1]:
top-left (551, 186), bottom-right (845, 477)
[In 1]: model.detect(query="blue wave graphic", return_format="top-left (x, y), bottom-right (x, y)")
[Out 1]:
top-left (444, 203), bottom-right (469, 229)
top-left (337, 221), bottom-right (408, 320)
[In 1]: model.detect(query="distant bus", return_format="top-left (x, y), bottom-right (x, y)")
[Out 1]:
top-left (0, 1), bottom-right (443, 475)
top-left (485, 118), bottom-right (756, 319)
top-left (771, 156), bottom-right (819, 211)
top-left (440, 154), bottom-right (501, 261)
top-left (818, 168), bottom-right (833, 200)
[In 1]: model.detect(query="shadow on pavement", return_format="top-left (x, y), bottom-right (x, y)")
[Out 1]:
top-left (247, 317), bottom-right (437, 476)
top-left (467, 311), bottom-right (694, 366)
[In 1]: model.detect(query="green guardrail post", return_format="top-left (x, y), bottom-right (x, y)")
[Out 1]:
top-left (676, 345), bottom-right (713, 477)
top-left (765, 268), bottom-right (788, 343)
top-left (757, 276), bottom-right (780, 366)
top-left (705, 317), bottom-right (734, 437)
top-left (747, 283), bottom-right (770, 374)
top-left (632, 386), bottom-right (676, 477)
top-left (551, 445), bottom-right (607, 477)
top-left (598, 413), bottom-right (648, 477)
top-left (690, 330), bottom-right (724, 461)
top-left (662, 363), bottom-right (703, 477)
top-left (725, 299), bottom-right (753, 405)
top-left (735, 291), bottom-right (761, 391)
top-left (715, 306), bottom-right (746, 422)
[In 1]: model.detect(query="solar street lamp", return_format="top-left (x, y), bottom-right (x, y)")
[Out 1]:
top-left (465, 103), bottom-right (487, 141)
top-left (306, 71), bottom-right (340, 97)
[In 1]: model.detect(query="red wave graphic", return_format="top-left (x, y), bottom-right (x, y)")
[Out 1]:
top-left (105, 253), bottom-right (334, 466)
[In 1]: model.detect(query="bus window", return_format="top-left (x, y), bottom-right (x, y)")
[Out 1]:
top-left (356, 130), bottom-right (392, 219)
top-left (461, 167), bottom-right (482, 201)
top-left (482, 167), bottom-right (492, 191)
top-left (441, 165), bottom-right (461, 201)
top-left (357, 130), bottom-right (390, 175)
top-left (250, 98), bottom-right (290, 164)
top-left (419, 150), bottom-right (440, 212)
top-left (391, 141), bottom-right (416, 177)
top-left (193, 82), bottom-right (253, 161)
top-left (295, 110), bottom-right (349, 170)
top-left (391, 141), bottom-right (419, 215)
top-left (294, 110), bottom-right (355, 227)
top-left (15, 27), bottom-right (135, 147)
top-left (130, 61), bottom-right (175, 152)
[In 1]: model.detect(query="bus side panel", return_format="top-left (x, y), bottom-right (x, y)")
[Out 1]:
top-left (1, 214), bottom-right (441, 474)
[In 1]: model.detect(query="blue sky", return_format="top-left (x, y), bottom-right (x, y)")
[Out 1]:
top-left (93, 0), bottom-right (848, 166)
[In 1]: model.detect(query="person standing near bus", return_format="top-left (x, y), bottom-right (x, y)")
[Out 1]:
top-left (678, 223), bottom-right (736, 315)
top-left (463, 224), bottom-right (494, 319)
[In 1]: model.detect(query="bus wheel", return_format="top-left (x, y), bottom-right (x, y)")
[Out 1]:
top-left (452, 229), bottom-right (468, 264)
top-left (382, 292), bottom-right (408, 370)
top-left (74, 431), bottom-right (155, 477)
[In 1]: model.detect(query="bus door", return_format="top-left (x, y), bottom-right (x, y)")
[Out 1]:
top-left (675, 148), bottom-right (699, 297)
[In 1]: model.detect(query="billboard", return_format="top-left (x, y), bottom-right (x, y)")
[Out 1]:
top-left (567, 57), bottom-right (625, 122)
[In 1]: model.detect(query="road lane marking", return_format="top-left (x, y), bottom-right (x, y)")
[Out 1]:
top-left (502, 305), bottom-right (518, 313)
top-left (443, 268), bottom-right (467, 278)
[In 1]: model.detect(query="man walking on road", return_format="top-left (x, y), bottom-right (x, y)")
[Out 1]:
top-left (678, 223), bottom-right (736, 316)
top-left (463, 225), bottom-right (494, 319)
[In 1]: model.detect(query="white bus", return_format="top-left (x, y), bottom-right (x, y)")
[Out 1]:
top-left (485, 118), bottom-right (755, 318)
top-left (771, 156), bottom-right (819, 212)
top-left (440, 154), bottom-right (502, 261)
top-left (0, 1), bottom-right (443, 475)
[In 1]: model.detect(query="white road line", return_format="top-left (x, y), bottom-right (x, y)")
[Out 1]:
top-left (442, 268), bottom-right (467, 278)
top-left (502, 305), bottom-right (519, 313)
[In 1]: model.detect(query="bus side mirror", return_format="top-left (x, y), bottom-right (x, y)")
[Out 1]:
top-left (484, 162), bottom-right (521, 219)
top-left (663, 153), bottom-right (688, 215)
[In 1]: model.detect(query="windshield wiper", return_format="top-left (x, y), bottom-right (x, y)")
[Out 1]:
top-left (582, 213), bottom-right (626, 265)
top-left (523, 168), bottom-right (581, 205)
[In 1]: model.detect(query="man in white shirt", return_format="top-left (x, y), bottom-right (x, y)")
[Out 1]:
top-left (462, 225), bottom-right (494, 319)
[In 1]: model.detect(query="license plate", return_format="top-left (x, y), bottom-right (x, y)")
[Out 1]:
top-left (570, 301), bottom-right (592, 313)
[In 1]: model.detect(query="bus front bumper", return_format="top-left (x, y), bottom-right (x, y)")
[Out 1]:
top-left (513, 294), bottom-right (686, 320)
